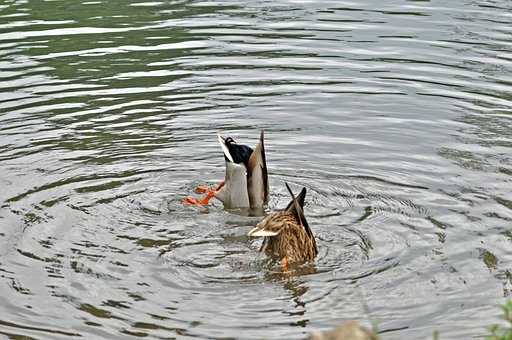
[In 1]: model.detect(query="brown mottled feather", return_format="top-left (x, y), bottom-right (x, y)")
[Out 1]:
top-left (252, 208), bottom-right (317, 263)
top-left (284, 184), bottom-right (317, 255)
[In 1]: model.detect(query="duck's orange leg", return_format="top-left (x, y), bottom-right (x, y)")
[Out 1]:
top-left (280, 257), bottom-right (289, 271)
top-left (182, 181), bottom-right (225, 206)
top-left (194, 185), bottom-right (210, 194)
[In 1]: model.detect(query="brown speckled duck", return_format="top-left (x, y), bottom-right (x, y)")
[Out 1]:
top-left (248, 183), bottom-right (317, 268)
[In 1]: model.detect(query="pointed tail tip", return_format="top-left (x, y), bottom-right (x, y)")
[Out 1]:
top-left (217, 132), bottom-right (224, 143)
top-left (285, 182), bottom-right (295, 198)
top-left (285, 182), bottom-right (307, 200)
top-left (299, 186), bottom-right (307, 197)
top-left (218, 133), bottom-right (234, 162)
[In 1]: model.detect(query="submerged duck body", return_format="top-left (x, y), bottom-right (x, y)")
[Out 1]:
top-left (248, 183), bottom-right (317, 265)
top-left (183, 131), bottom-right (269, 211)
top-left (215, 131), bottom-right (269, 209)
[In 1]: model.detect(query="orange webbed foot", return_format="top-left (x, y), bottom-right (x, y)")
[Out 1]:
top-left (194, 185), bottom-right (209, 194)
top-left (197, 190), bottom-right (216, 205)
top-left (182, 196), bottom-right (201, 205)
top-left (182, 192), bottom-right (215, 206)
top-left (183, 181), bottom-right (224, 207)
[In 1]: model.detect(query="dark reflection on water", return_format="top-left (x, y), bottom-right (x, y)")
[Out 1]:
top-left (0, 0), bottom-right (511, 339)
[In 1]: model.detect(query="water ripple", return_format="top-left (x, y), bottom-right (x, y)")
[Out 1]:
top-left (0, 0), bottom-right (511, 339)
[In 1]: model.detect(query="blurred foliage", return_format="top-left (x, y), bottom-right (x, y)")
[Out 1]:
top-left (486, 301), bottom-right (512, 340)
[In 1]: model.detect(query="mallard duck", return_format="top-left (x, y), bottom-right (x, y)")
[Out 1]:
top-left (183, 131), bottom-right (269, 210)
top-left (248, 183), bottom-right (317, 267)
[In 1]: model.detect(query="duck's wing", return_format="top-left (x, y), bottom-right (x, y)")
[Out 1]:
top-left (284, 186), bottom-right (306, 212)
top-left (215, 161), bottom-right (250, 208)
top-left (247, 131), bottom-right (269, 208)
top-left (284, 183), bottom-right (317, 254)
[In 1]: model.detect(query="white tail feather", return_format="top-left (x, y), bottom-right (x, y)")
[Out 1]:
top-left (221, 162), bottom-right (250, 208)
top-left (248, 227), bottom-right (279, 237)
top-left (217, 134), bottom-right (234, 163)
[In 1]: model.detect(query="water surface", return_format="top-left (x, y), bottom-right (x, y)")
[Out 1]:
top-left (1, 0), bottom-right (511, 339)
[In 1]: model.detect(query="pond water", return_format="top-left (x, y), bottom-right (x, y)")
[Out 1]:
top-left (1, 0), bottom-right (511, 339)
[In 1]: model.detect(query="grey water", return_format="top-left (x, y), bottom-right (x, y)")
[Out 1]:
top-left (0, 0), bottom-right (511, 339)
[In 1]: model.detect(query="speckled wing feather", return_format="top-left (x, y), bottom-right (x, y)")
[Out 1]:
top-left (285, 183), bottom-right (317, 255)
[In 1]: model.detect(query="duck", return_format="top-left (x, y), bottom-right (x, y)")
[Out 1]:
top-left (248, 183), bottom-right (317, 268)
top-left (183, 131), bottom-right (269, 210)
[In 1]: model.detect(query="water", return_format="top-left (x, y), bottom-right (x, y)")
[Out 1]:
top-left (1, 0), bottom-right (511, 339)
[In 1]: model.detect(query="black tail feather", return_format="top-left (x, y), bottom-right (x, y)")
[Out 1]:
top-left (285, 186), bottom-right (306, 211)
